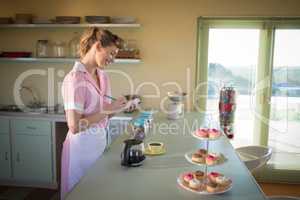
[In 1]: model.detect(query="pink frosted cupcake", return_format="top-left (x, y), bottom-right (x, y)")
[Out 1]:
top-left (215, 176), bottom-right (231, 187)
top-left (183, 173), bottom-right (194, 183)
top-left (205, 153), bottom-right (219, 165)
top-left (189, 178), bottom-right (202, 190)
top-left (208, 172), bottom-right (221, 183)
top-left (195, 128), bottom-right (209, 138)
top-left (208, 128), bottom-right (221, 139)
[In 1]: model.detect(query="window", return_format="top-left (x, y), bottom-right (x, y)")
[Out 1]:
top-left (196, 17), bottom-right (300, 182)
top-left (269, 29), bottom-right (300, 170)
top-left (207, 28), bottom-right (259, 147)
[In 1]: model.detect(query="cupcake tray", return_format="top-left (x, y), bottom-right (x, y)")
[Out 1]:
top-left (191, 129), bottom-right (223, 141)
top-left (177, 172), bottom-right (232, 195)
top-left (184, 151), bottom-right (227, 167)
top-left (177, 126), bottom-right (233, 195)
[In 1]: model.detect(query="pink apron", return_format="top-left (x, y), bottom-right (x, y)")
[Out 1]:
top-left (60, 61), bottom-right (111, 199)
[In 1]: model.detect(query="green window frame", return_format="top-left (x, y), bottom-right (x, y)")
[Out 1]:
top-left (196, 17), bottom-right (300, 183)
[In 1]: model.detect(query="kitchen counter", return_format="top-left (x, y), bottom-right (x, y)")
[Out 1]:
top-left (65, 112), bottom-right (267, 200)
top-left (0, 111), bottom-right (134, 122)
top-left (0, 111), bottom-right (66, 121)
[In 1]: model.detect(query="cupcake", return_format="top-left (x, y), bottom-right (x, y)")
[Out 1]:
top-left (197, 149), bottom-right (207, 156)
top-left (208, 172), bottom-right (221, 183)
top-left (195, 128), bottom-right (209, 138)
top-left (194, 170), bottom-right (205, 180)
top-left (189, 178), bottom-right (201, 190)
top-left (215, 176), bottom-right (231, 187)
top-left (183, 173), bottom-right (194, 183)
top-left (192, 153), bottom-right (205, 163)
top-left (209, 128), bottom-right (221, 139)
top-left (206, 181), bottom-right (219, 193)
top-left (205, 153), bottom-right (219, 165)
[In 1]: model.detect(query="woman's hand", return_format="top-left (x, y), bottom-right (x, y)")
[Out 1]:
top-left (104, 96), bottom-right (129, 114)
top-left (124, 98), bottom-right (140, 113)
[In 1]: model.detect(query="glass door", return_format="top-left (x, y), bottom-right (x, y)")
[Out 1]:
top-left (197, 18), bottom-right (300, 182)
top-left (206, 28), bottom-right (260, 147)
top-left (268, 29), bottom-right (300, 170)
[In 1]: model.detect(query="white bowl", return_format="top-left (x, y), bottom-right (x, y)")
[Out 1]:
top-left (236, 145), bottom-right (272, 171)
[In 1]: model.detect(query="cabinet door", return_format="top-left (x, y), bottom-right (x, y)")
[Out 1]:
top-left (0, 118), bottom-right (9, 133)
top-left (13, 134), bottom-right (52, 183)
top-left (0, 134), bottom-right (11, 179)
top-left (12, 119), bottom-right (51, 136)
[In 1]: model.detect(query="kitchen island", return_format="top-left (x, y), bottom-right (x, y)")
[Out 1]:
top-left (66, 112), bottom-right (267, 200)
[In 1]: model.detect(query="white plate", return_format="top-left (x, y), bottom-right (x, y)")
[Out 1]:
top-left (191, 129), bottom-right (223, 141)
top-left (185, 151), bottom-right (227, 166)
top-left (144, 147), bottom-right (166, 156)
top-left (177, 173), bottom-right (232, 195)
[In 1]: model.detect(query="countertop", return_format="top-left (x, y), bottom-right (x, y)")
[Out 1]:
top-left (0, 111), bottom-right (66, 121)
top-left (0, 111), bottom-right (134, 122)
top-left (65, 112), bottom-right (267, 200)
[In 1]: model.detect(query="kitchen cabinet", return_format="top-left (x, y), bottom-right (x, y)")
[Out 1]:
top-left (0, 23), bottom-right (141, 64)
top-left (0, 113), bottom-right (133, 188)
top-left (0, 118), bottom-right (11, 180)
top-left (0, 118), bottom-right (54, 187)
top-left (11, 119), bottom-right (52, 183)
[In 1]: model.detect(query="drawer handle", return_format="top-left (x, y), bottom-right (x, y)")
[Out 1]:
top-left (16, 152), bottom-right (20, 162)
top-left (5, 152), bottom-right (8, 161)
top-left (26, 126), bottom-right (37, 130)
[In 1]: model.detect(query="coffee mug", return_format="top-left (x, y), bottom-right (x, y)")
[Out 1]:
top-left (148, 142), bottom-right (164, 153)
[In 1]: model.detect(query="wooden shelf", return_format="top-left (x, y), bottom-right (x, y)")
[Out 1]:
top-left (0, 23), bottom-right (141, 28)
top-left (0, 57), bottom-right (141, 64)
top-left (0, 23), bottom-right (141, 65)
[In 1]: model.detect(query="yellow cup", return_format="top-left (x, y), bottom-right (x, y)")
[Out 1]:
top-left (148, 142), bottom-right (164, 154)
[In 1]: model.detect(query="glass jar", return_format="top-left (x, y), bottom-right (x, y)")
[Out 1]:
top-left (68, 32), bottom-right (81, 58)
top-left (52, 41), bottom-right (67, 58)
top-left (36, 40), bottom-right (49, 58)
top-left (69, 32), bottom-right (80, 58)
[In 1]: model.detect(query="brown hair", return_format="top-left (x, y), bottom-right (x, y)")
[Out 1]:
top-left (79, 27), bottom-right (123, 58)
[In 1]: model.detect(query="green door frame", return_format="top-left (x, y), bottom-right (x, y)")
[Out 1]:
top-left (196, 17), bottom-right (300, 183)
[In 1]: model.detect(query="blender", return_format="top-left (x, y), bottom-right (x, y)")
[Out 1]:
top-left (167, 92), bottom-right (187, 120)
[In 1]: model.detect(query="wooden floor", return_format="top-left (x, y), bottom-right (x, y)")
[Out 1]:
top-left (259, 182), bottom-right (300, 198)
top-left (0, 182), bottom-right (299, 200)
top-left (0, 186), bottom-right (58, 200)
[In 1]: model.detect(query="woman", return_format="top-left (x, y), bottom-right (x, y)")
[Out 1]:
top-left (61, 27), bottom-right (128, 199)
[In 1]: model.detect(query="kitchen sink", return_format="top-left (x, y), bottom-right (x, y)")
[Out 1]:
top-left (0, 105), bottom-right (24, 112)
top-left (0, 104), bottom-right (48, 114)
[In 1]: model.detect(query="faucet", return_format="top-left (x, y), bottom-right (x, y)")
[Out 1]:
top-left (19, 85), bottom-right (44, 108)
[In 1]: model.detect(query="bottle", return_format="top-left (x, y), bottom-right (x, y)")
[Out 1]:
top-left (219, 86), bottom-right (236, 139)
top-left (68, 32), bottom-right (81, 58)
